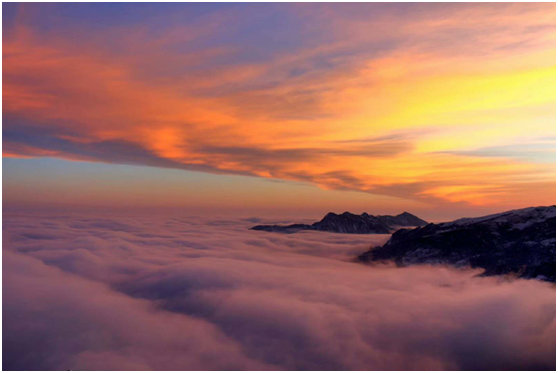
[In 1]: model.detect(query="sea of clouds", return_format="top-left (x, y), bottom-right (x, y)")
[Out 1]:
top-left (3, 212), bottom-right (556, 370)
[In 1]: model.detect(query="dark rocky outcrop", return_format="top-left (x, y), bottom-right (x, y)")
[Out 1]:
top-left (357, 206), bottom-right (556, 282)
top-left (251, 211), bottom-right (427, 234)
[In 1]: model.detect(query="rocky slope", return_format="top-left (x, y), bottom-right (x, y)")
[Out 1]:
top-left (251, 211), bottom-right (427, 234)
top-left (357, 206), bottom-right (556, 282)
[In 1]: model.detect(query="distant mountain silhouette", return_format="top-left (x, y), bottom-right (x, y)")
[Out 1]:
top-left (357, 206), bottom-right (556, 282)
top-left (251, 211), bottom-right (427, 234)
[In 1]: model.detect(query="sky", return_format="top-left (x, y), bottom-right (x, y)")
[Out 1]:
top-left (2, 3), bottom-right (556, 220)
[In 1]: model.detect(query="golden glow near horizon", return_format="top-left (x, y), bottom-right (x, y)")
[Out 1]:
top-left (2, 3), bottom-right (556, 214)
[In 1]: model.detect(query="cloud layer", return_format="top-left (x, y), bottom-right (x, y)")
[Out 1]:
top-left (3, 212), bottom-right (555, 370)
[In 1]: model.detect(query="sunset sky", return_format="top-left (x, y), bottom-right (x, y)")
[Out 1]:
top-left (3, 3), bottom-right (556, 220)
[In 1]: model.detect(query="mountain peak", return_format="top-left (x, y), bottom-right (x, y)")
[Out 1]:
top-left (252, 211), bottom-right (427, 234)
top-left (358, 205), bottom-right (556, 282)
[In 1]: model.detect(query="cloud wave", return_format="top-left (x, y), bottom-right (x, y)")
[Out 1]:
top-left (3, 212), bottom-right (555, 370)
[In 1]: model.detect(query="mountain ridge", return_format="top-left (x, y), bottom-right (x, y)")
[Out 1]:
top-left (251, 211), bottom-right (428, 234)
top-left (357, 206), bottom-right (556, 282)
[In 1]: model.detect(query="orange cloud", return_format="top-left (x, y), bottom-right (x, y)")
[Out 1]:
top-left (3, 3), bottom-right (556, 209)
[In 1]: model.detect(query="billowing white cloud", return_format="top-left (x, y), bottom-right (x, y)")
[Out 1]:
top-left (3, 212), bottom-right (556, 370)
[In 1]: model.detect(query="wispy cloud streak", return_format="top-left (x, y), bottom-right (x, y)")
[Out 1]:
top-left (3, 3), bottom-right (555, 208)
